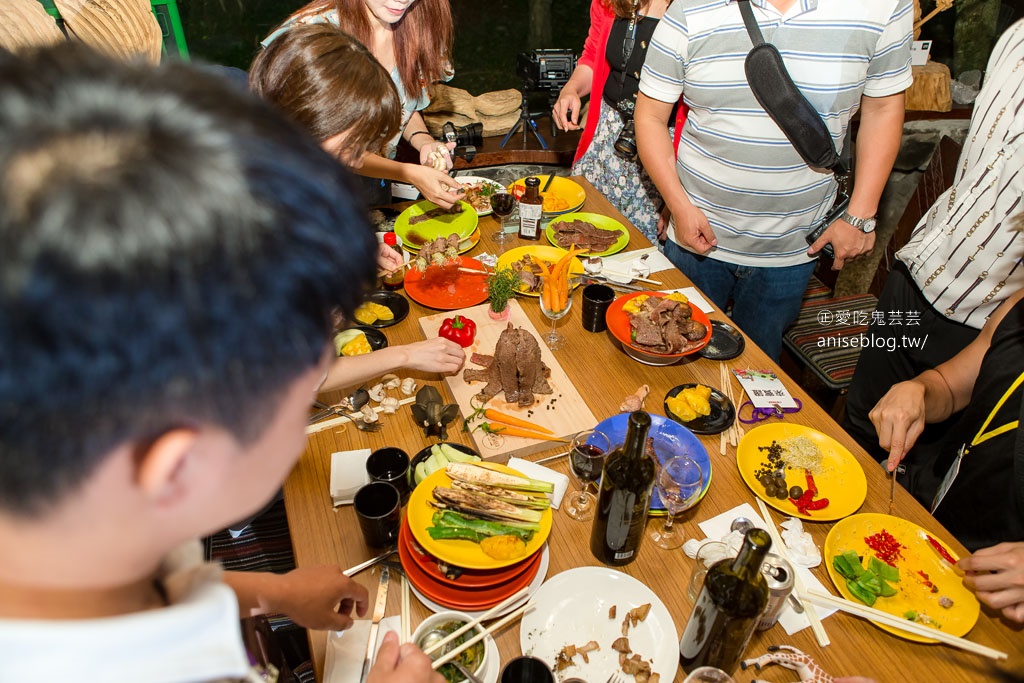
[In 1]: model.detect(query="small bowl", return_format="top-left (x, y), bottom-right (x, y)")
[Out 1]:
top-left (412, 610), bottom-right (489, 683)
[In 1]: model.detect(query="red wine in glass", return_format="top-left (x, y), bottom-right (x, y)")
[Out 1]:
top-left (571, 443), bottom-right (605, 483)
top-left (490, 192), bottom-right (516, 244)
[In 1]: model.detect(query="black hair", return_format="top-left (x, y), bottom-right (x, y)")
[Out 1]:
top-left (0, 44), bottom-right (377, 516)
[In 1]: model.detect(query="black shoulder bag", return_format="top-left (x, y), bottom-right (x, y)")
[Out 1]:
top-left (738, 0), bottom-right (849, 257)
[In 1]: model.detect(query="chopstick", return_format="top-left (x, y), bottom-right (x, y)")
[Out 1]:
top-left (400, 572), bottom-right (411, 645)
top-left (431, 601), bottom-right (533, 670)
top-left (754, 498), bottom-right (831, 648)
top-left (801, 590), bottom-right (1007, 660)
top-left (305, 397), bottom-right (416, 434)
top-left (718, 363), bottom-right (745, 451)
top-left (422, 586), bottom-right (530, 658)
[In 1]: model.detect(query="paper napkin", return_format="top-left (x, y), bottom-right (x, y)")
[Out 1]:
top-left (695, 504), bottom-right (837, 635)
top-left (661, 287), bottom-right (714, 314)
top-left (330, 449), bottom-right (371, 506)
top-left (506, 457), bottom-right (569, 510)
top-left (602, 246), bottom-right (675, 275)
top-left (324, 616), bottom-right (399, 683)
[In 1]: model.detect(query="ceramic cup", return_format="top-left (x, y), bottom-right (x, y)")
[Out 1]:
top-left (353, 481), bottom-right (401, 548)
top-left (366, 447), bottom-right (410, 504)
top-left (581, 283), bottom-right (615, 333)
top-left (499, 656), bottom-right (554, 683)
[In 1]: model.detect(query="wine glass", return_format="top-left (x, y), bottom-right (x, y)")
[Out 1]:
top-left (538, 277), bottom-right (574, 350)
top-left (565, 429), bottom-right (611, 521)
top-left (490, 191), bottom-right (516, 246)
top-left (649, 455), bottom-right (704, 550)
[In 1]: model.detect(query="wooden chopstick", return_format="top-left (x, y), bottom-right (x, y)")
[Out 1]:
top-left (400, 573), bottom-right (411, 645)
top-left (802, 590), bottom-right (1007, 660)
top-left (421, 586), bottom-right (530, 658)
top-left (754, 498), bottom-right (831, 647)
top-left (305, 397), bottom-right (416, 434)
top-left (431, 602), bottom-right (533, 669)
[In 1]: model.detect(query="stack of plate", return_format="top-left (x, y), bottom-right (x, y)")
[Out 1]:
top-left (402, 464), bottom-right (552, 616)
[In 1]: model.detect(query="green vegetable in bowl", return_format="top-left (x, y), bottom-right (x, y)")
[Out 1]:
top-left (433, 620), bottom-right (485, 683)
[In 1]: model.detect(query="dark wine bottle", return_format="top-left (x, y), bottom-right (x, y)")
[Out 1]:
top-left (679, 528), bottom-right (772, 674)
top-left (589, 411), bottom-right (656, 566)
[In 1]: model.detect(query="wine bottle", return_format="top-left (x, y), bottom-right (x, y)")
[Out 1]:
top-left (517, 176), bottom-right (542, 240)
top-left (589, 411), bottom-right (656, 566)
top-left (679, 528), bottom-right (772, 674)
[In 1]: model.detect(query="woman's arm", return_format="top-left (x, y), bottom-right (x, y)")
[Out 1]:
top-left (552, 64), bottom-right (594, 131)
top-left (320, 338), bottom-right (466, 393)
top-left (356, 153), bottom-right (462, 208)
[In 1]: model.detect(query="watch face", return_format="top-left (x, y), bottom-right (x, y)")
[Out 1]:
top-left (862, 218), bottom-right (877, 233)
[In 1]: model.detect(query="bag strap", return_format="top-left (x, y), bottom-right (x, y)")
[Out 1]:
top-left (738, 0), bottom-right (765, 47)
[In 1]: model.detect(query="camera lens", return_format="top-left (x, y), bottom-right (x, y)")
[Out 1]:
top-left (613, 119), bottom-right (638, 161)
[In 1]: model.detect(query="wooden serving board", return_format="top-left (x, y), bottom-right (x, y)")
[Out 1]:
top-left (419, 299), bottom-right (597, 461)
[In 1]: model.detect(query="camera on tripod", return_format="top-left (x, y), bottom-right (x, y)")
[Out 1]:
top-left (441, 121), bottom-right (482, 162)
top-left (516, 49), bottom-right (576, 94)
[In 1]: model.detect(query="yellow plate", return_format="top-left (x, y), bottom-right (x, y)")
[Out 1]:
top-left (407, 463), bottom-right (553, 570)
top-left (736, 423), bottom-right (866, 521)
top-left (495, 245), bottom-right (585, 297)
top-left (824, 513), bottom-right (980, 642)
top-left (509, 176), bottom-right (586, 215)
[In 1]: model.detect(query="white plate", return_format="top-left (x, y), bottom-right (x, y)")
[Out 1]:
top-left (409, 545), bottom-right (549, 618)
top-left (520, 566), bottom-right (679, 682)
top-left (456, 175), bottom-right (505, 216)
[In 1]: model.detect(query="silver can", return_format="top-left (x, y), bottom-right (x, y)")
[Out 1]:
top-left (757, 553), bottom-right (794, 631)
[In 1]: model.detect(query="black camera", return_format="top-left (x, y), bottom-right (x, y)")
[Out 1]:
top-left (613, 98), bottom-right (638, 161)
top-left (516, 49), bottom-right (576, 92)
top-left (441, 121), bottom-right (482, 162)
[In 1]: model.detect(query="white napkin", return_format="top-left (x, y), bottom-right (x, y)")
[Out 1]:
top-left (506, 457), bottom-right (569, 510)
top-left (324, 616), bottom-right (400, 683)
top-left (602, 246), bottom-right (675, 275)
top-left (695, 504), bottom-right (837, 635)
top-left (661, 287), bottom-right (714, 314)
top-left (331, 449), bottom-right (371, 506)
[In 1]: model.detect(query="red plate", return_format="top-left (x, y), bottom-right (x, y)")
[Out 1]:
top-left (606, 292), bottom-right (712, 358)
top-left (404, 256), bottom-right (489, 310)
top-left (403, 537), bottom-right (542, 610)
top-left (399, 519), bottom-right (540, 589)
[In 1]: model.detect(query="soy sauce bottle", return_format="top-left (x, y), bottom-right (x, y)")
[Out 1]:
top-left (589, 411), bottom-right (655, 566)
top-left (679, 529), bottom-right (772, 674)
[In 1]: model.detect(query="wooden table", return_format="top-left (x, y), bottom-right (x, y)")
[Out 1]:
top-left (284, 177), bottom-right (1024, 682)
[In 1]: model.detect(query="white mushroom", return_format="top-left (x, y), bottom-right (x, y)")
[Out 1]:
top-left (379, 397), bottom-right (400, 414)
top-left (400, 377), bottom-right (417, 396)
top-left (381, 374), bottom-right (401, 390)
top-left (359, 403), bottom-right (379, 423)
top-left (367, 383), bottom-right (386, 403)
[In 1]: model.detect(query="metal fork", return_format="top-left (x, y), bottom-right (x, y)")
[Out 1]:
top-left (354, 420), bottom-right (383, 433)
top-left (606, 674), bottom-right (627, 683)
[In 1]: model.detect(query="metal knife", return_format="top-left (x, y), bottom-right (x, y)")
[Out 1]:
top-left (359, 566), bottom-right (390, 683)
top-left (342, 547), bottom-right (396, 577)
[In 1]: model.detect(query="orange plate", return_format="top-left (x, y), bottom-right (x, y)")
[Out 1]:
top-left (404, 256), bottom-right (489, 310)
top-left (403, 539), bottom-right (542, 610)
top-left (605, 292), bottom-right (712, 358)
top-left (399, 519), bottom-right (540, 589)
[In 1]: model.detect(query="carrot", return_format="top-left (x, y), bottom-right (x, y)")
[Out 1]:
top-left (485, 422), bottom-right (568, 442)
top-left (484, 409), bottom-right (555, 434)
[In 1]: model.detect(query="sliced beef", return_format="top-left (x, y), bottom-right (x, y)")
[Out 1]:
top-left (514, 328), bottom-right (545, 408)
top-left (463, 325), bottom-right (553, 404)
top-left (631, 314), bottom-right (665, 348)
top-left (409, 204), bottom-right (462, 225)
top-left (469, 353), bottom-right (493, 368)
top-left (551, 219), bottom-right (621, 252)
top-left (662, 318), bottom-right (684, 353)
top-left (495, 324), bottom-right (520, 404)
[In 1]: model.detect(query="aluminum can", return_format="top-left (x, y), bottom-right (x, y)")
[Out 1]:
top-left (757, 553), bottom-right (794, 631)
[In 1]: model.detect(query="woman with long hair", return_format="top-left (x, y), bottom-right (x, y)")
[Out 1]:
top-left (262, 0), bottom-right (462, 208)
top-left (251, 24), bottom-right (466, 386)
top-left (552, 0), bottom-right (686, 245)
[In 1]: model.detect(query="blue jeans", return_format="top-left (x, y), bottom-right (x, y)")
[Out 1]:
top-left (664, 240), bottom-right (817, 361)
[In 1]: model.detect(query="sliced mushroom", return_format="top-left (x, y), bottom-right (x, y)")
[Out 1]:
top-left (400, 377), bottom-right (417, 396)
top-left (379, 397), bottom-right (400, 414)
top-left (381, 373), bottom-right (401, 389)
top-left (360, 403), bottom-right (379, 423)
top-left (367, 383), bottom-right (386, 402)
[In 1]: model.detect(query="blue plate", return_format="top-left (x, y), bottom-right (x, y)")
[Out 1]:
top-left (593, 413), bottom-right (712, 515)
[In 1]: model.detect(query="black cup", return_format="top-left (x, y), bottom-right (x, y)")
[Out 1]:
top-left (499, 656), bottom-right (555, 683)
top-left (581, 283), bottom-right (615, 332)
top-left (366, 447), bottom-right (410, 504)
top-left (353, 481), bottom-right (401, 548)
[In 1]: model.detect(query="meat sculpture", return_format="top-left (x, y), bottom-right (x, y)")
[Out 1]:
top-left (550, 219), bottom-right (621, 252)
top-left (463, 324), bottom-right (553, 407)
top-left (628, 296), bottom-right (706, 354)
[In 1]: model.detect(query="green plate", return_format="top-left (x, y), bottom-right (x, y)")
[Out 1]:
top-left (394, 200), bottom-right (479, 250)
top-left (546, 212), bottom-right (629, 257)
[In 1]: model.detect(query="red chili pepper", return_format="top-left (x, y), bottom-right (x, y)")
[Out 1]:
top-left (926, 534), bottom-right (958, 565)
top-left (805, 471), bottom-right (818, 497)
top-left (865, 529), bottom-right (905, 566)
top-left (438, 315), bottom-right (476, 348)
top-left (803, 497), bottom-right (830, 511)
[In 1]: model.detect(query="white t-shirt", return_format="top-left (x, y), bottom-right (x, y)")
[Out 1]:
top-left (0, 541), bottom-right (254, 683)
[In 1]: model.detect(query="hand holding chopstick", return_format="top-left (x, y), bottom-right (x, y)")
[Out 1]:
top-left (431, 601), bottom-right (533, 670)
top-left (421, 586), bottom-right (530, 658)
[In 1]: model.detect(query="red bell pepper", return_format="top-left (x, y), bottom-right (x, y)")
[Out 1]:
top-left (439, 315), bottom-right (476, 348)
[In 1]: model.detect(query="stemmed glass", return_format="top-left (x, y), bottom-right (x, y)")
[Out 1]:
top-left (565, 429), bottom-right (611, 521)
top-left (490, 191), bottom-right (516, 246)
top-left (538, 277), bottom-right (573, 350)
top-left (649, 455), bottom-right (704, 550)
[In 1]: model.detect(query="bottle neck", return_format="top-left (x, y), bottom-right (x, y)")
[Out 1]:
top-left (729, 529), bottom-right (772, 580)
top-left (621, 411), bottom-right (652, 459)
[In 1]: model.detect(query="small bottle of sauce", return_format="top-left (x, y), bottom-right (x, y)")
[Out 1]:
top-left (518, 176), bottom-right (543, 241)
top-left (381, 231), bottom-right (404, 290)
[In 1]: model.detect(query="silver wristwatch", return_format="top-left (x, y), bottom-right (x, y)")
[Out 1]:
top-left (840, 210), bottom-right (877, 233)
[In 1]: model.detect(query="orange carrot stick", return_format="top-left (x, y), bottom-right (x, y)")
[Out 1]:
top-left (485, 423), bottom-right (568, 442)
top-left (484, 409), bottom-right (555, 434)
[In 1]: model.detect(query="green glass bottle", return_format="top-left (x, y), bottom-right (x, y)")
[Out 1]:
top-left (589, 411), bottom-right (656, 566)
top-left (679, 528), bottom-right (772, 674)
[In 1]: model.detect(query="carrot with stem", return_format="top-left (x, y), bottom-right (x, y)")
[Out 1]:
top-left (483, 423), bottom-right (568, 442)
top-left (484, 408), bottom-right (555, 434)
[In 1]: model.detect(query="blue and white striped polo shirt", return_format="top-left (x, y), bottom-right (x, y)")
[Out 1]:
top-left (640, 0), bottom-right (913, 267)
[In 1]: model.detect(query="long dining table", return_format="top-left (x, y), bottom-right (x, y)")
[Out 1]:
top-left (283, 177), bottom-right (1024, 682)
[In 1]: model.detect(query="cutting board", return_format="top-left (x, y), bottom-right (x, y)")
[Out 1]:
top-left (419, 300), bottom-right (597, 461)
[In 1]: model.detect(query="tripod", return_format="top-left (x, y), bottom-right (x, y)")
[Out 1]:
top-left (500, 89), bottom-right (549, 150)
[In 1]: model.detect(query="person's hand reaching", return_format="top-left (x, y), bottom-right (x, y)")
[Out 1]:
top-left (376, 242), bottom-right (404, 275)
top-left (260, 566), bottom-right (369, 631)
top-left (868, 380), bottom-right (927, 472)
top-left (400, 337), bottom-right (466, 374)
top-left (959, 542), bottom-right (1024, 623)
top-left (552, 86), bottom-right (582, 131)
top-left (408, 163), bottom-right (464, 209)
top-left (367, 632), bottom-right (444, 683)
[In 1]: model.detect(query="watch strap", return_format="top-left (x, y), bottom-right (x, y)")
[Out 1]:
top-left (840, 210), bottom-right (876, 233)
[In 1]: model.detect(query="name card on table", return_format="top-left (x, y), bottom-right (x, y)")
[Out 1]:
top-left (733, 369), bottom-right (797, 410)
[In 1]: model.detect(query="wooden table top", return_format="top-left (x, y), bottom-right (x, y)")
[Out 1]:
top-left (284, 177), bottom-right (1024, 682)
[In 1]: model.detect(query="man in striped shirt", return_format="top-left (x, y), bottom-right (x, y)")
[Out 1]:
top-left (635, 0), bottom-right (912, 360)
top-left (845, 18), bottom-right (1024, 465)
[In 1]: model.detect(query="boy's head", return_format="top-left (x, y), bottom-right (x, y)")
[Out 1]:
top-left (0, 44), bottom-right (376, 538)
